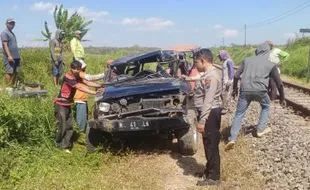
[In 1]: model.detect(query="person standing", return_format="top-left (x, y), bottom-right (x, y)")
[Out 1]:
top-left (54, 60), bottom-right (104, 152)
top-left (191, 48), bottom-right (222, 186)
top-left (50, 29), bottom-right (65, 86)
top-left (70, 30), bottom-right (85, 63)
top-left (218, 50), bottom-right (235, 114)
top-left (225, 43), bottom-right (286, 151)
top-left (74, 61), bottom-right (105, 133)
top-left (265, 40), bottom-right (290, 101)
top-left (1, 18), bottom-right (20, 87)
top-left (265, 40), bottom-right (290, 73)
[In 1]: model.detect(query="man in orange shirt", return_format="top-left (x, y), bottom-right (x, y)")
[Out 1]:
top-left (74, 61), bottom-right (106, 132)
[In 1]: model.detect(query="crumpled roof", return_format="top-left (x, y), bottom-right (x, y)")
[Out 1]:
top-left (166, 44), bottom-right (200, 52)
top-left (111, 50), bottom-right (176, 66)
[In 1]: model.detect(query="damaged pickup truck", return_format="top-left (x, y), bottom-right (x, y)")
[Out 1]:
top-left (86, 49), bottom-right (199, 155)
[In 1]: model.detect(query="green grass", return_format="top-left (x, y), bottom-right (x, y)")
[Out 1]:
top-left (0, 140), bottom-right (167, 190)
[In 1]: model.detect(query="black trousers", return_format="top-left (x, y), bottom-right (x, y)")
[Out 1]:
top-left (197, 107), bottom-right (222, 180)
top-left (268, 78), bottom-right (277, 101)
top-left (54, 103), bottom-right (73, 149)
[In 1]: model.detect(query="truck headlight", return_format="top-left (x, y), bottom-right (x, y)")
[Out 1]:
top-left (99, 102), bottom-right (110, 112)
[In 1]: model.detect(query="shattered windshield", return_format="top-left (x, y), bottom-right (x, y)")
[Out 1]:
top-left (107, 61), bottom-right (171, 83)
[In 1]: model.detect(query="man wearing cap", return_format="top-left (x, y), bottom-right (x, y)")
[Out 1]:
top-left (1, 18), bottom-right (20, 86)
top-left (50, 29), bottom-right (65, 86)
top-left (70, 30), bottom-right (85, 62)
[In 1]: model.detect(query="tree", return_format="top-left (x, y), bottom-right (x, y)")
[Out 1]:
top-left (41, 4), bottom-right (93, 48)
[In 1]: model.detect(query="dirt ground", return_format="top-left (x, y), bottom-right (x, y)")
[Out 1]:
top-left (97, 111), bottom-right (263, 190)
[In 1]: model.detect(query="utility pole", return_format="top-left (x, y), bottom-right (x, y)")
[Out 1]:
top-left (300, 28), bottom-right (310, 83)
top-left (244, 24), bottom-right (247, 47)
top-left (222, 37), bottom-right (224, 47)
top-left (308, 42), bottom-right (310, 83)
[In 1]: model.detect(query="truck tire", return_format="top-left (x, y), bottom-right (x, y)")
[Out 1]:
top-left (86, 126), bottom-right (104, 153)
top-left (176, 109), bottom-right (199, 156)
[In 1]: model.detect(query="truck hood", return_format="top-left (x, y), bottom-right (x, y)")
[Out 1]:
top-left (96, 78), bottom-right (191, 101)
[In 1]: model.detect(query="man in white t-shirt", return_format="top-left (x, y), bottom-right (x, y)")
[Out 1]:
top-left (265, 40), bottom-right (289, 101)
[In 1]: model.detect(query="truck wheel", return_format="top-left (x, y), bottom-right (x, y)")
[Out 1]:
top-left (86, 126), bottom-right (104, 153)
top-left (176, 109), bottom-right (199, 156)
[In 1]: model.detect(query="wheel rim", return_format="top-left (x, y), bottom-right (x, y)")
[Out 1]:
top-left (192, 117), bottom-right (199, 146)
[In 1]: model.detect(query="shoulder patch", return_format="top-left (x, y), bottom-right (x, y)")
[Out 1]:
top-left (205, 79), bottom-right (211, 89)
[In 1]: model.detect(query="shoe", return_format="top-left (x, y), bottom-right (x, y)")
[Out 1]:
top-left (196, 178), bottom-right (220, 186)
top-left (64, 149), bottom-right (71, 153)
top-left (256, 127), bottom-right (271, 138)
top-left (225, 141), bottom-right (235, 151)
top-left (243, 125), bottom-right (257, 135)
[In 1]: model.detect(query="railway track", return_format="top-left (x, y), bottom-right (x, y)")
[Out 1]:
top-left (213, 63), bottom-right (310, 118)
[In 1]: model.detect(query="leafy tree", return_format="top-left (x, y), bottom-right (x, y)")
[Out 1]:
top-left (41, 4), bottom-right (92, 48)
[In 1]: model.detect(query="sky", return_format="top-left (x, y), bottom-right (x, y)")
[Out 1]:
top-left (0, 0), bottom-right (310, 48)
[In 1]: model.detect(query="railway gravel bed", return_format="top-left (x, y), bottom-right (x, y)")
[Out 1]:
top-left (226, 99), bottom-right (310, 190)
top-left (213, 64), bottom-right (310, 189)
top-left (214, 63), bottom-right (310, 116)
top-left (283, 85), bottom-right (310, 116)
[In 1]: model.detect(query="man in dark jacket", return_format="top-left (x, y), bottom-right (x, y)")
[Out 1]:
top-left (50, 29), bottom-right (65, 86)
top-left (225, 43), bottom-right (286, 150)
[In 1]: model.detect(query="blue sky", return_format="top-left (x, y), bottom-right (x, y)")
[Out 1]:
top-left (0, 0), bottom-right (310, 48)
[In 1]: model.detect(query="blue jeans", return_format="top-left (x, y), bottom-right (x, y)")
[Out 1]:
top-left (52, 60), bottom-right (63, 77)
top-left (76, 103), bottom-right (88, 132)
top-left (229, 91), bottom-right (270, 142)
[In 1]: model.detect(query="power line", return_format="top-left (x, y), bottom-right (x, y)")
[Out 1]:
top-left (243, 1), bottom-right (310, 46)
top-left (247, 0), bottom-right (310, 27)
top-left (247, 2), bottom-right (310, 29)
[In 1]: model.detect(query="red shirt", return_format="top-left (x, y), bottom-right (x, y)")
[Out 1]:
top-left (54, 72), bottom-right (82, 106)
top-left (189, 68), bottom-right (198, 89)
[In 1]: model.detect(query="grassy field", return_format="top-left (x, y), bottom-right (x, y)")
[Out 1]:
top-left (0, 38), bottom-right (309, 189)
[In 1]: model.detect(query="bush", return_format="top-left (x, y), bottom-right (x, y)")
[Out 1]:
top-left (212, 38), bottom-right (310, 79)
top-left (0, 93), bottom-right (55, 145)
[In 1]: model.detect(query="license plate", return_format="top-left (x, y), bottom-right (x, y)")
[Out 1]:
top-left (118, 119), bottom-right (150, 130)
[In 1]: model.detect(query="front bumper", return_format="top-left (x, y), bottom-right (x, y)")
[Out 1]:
top-left (88, 116), bottom-right (189, 133)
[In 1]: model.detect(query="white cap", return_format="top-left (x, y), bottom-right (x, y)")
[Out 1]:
top-left (79, 59), bottom-right (87, 69)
